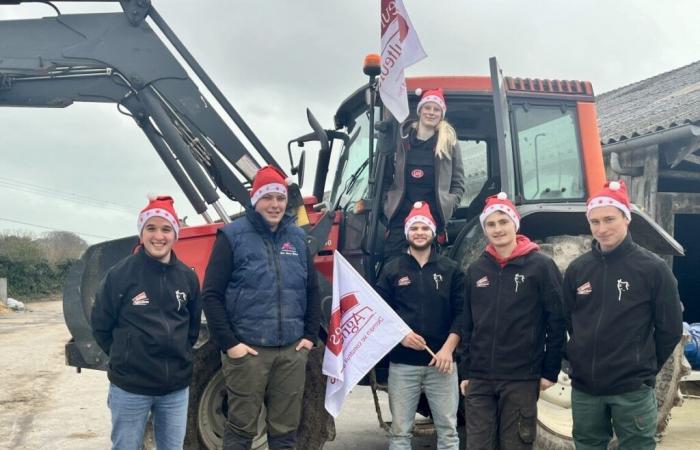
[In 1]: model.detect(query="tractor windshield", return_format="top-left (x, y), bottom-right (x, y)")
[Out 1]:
top-left (330, 108), bottom-right (377, 210)
top-left (512, 104), bottom-right (585, 201)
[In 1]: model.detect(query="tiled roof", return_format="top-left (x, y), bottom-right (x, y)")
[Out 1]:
top-left (597, 60), bottom-right (700, 144)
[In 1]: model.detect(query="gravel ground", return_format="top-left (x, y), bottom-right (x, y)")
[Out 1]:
top-left (1, 300), bottom-right (697, 450)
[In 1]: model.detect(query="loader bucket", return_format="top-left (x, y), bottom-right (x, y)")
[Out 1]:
top-left (63, 236), bottom-right (138, 370)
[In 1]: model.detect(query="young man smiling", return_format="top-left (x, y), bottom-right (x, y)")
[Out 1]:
top-left (91, 195), bottom-right (202, 449)
top-left (459, 193), bottom-right (566, 450)
top-left (201, 166), bottom-right (320, 450)
top-left (376, 201), bottom-right (465, 450)
top-left (563, 180), bottom-right (682, 450)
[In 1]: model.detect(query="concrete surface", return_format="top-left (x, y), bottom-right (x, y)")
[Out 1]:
top-left (1, 300), bottom-right (697, 450)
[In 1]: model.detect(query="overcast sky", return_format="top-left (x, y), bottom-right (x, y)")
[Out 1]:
top-left (0, 0), bottom-right (698, 244)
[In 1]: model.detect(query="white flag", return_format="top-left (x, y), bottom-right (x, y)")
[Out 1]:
top-left (378, 0), bottom-right (427, 122)
top-left (322, 251), bottom-right (410, 418)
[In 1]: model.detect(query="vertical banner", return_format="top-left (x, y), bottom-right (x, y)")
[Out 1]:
top-left (379, 0), bottom-right (427, 122)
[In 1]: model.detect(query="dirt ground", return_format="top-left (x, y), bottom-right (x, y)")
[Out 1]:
top-left (1, 300), bottom-right (698, 450)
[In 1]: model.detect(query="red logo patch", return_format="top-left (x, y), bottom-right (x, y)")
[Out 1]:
top-left (411, 169), bottom-right (424, 178)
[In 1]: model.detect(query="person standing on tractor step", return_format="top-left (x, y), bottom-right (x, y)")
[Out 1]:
top-left (375, 201), bottom-right (465, 450)
top-left (201, 165), bottom-right (320, 450)
top-left (383, 87), bottom-right (465, 258)
top-left (91, 195), bottom-right (202, 450)
top-left (459, 192), bottom-right (566, 450)
top-left (563, 180), bottom-right (683, 450)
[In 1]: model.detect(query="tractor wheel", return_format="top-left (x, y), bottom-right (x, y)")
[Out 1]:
top-left (297, 344), bottom-right (336, 449)
top-left (197, 370), bottom-right (268, 450)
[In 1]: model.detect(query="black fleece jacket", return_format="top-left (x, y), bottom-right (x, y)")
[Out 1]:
top-left (563, 234), bottom-right (683, 395)
top-left (459, 250), bottom-right (566, 383)
top-left (375, 250), bottom-right (465, 366)
top-left (91, 248), bottom-right (201, 396)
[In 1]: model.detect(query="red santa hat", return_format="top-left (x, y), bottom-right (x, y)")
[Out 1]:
top-left (250, 165), bottom-right (292, 206)
top-left (586, 180), bottom-right (631, 221)
top-left (479, 192), bottom-right (521, 230)
top-left (415, 87), bottom-right (447, 118)
top-left (137, 195), bottom-right (180, 238)
top-left (404, 201), bottom-right (437, 237)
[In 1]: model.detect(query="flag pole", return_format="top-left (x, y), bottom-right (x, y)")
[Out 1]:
top-left (425, 345), bottom-right (454, 374)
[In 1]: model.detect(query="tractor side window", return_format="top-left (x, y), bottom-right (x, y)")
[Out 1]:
top-left (459, 139), bottom-right (489, 207)
top-left (330, 110), bottom-right (374, 210)
top-left (513, 105), bottom-right (585, 201)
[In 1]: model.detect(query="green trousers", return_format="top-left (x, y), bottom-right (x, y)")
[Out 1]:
top-left (221, 343), bottom-right (309, 450)
top-left (571, 385), bottom-right (657, 450)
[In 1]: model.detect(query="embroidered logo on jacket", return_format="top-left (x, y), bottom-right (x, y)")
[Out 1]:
top-left (476, 276), bottom-right (490, 288)
top-left (514, 273), bottom-right (525, 292)
top-left (616, 279), bottom-right (630, 301)
top-left (131, 291), bottom-right (149, 306)
top-left (577, 282), bottom-right (592, 296)
top-left (280, 241), bottom-right (299, 257)
top-left (433, 273), bottom-right (443, 290)
top-left (175, 290), bottom-right (188, 311)
top-left (411, 169), bottom-right (424, 179)
top-left (397, 276), bottom-right (411, 287)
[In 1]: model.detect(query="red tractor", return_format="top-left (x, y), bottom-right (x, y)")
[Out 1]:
top-left (0, 2), bottom-right (687, 449)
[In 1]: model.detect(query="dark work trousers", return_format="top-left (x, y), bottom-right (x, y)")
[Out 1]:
top-left (464, 379), bottom-right (539, 450)
top-left (220, 343), bottom-right (309, 450)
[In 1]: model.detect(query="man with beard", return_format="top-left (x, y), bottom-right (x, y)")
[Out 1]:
top-left (459, 192), bottom-right (566, 449)
top-left (375, 201), bottom-right (465, 450)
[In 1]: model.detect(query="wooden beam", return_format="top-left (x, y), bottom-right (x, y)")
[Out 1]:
top-left (664, 135), bottom-right (700, 168)
top-left (684, 153), bottom-right (700, 166)
top-left (659, 170), bottom-right (700, 181)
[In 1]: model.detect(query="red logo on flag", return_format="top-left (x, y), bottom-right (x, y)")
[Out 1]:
top-left (326, 293), bottom-right (360, 356)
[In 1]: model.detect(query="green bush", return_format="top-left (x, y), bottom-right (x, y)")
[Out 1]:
top-left (0, 233), bottom-right (80, 299)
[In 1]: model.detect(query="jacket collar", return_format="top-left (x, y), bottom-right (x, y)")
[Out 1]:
top-left (137, 246), bottom-right (179, 270)
top-left (245, 208), bottom-right (294, 236)
top-left (591, 232), bottom-right (634, 261)
top-left (403, 246), bottom-right (439, 267)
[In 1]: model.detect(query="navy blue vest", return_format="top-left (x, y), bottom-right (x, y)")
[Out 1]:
top-left (220, 210), bottom-right (308, 346)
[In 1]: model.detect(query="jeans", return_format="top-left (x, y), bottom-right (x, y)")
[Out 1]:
top-left (108, 383), bottom-right (189, 450)
top-left (388, 362), bottom-right (459, 450)
top-left (572, 386), bottom-right (657, 450)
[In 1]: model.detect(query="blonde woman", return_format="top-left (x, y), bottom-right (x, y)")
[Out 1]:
top-left (383, 88), bottom-right (465, 257)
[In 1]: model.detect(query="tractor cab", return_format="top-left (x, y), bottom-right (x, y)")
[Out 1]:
top-left (302, 57), bottom-right (682, 286)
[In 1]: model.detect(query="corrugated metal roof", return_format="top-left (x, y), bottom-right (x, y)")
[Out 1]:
top-left (597, 60), bottom-right (700, 144)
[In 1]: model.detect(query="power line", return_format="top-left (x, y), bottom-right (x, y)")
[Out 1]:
top-left (0, 216), bottom-right (114, 240)
top-left (0, 176), bottom-right (137, 213)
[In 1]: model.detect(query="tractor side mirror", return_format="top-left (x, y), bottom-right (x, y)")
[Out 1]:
top-left (292, 149), bottom-right (306, 188)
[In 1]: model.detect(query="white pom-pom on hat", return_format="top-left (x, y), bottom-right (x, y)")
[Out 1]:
top-left (413, 201), bottom-right (423, 208)
top-left (609, 181), bottom-right (621, 191)
top-left (285, 176), bottom-right (295, 186)
top-left (414, 88), bottom-right (423, 96)
top-left (497, 192), bottom-right (508, 200)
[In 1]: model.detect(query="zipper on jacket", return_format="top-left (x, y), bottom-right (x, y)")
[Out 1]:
top-left (490, 270), bottom-right (503, 373)
top-left (433, 152), bottom-right (445, 227)
top-left (591, 258), bottom-right (607, 390)
top-left (265, 238), bottom-right (283, 345)
top-left (159, 268), bottom-right (171, 387)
